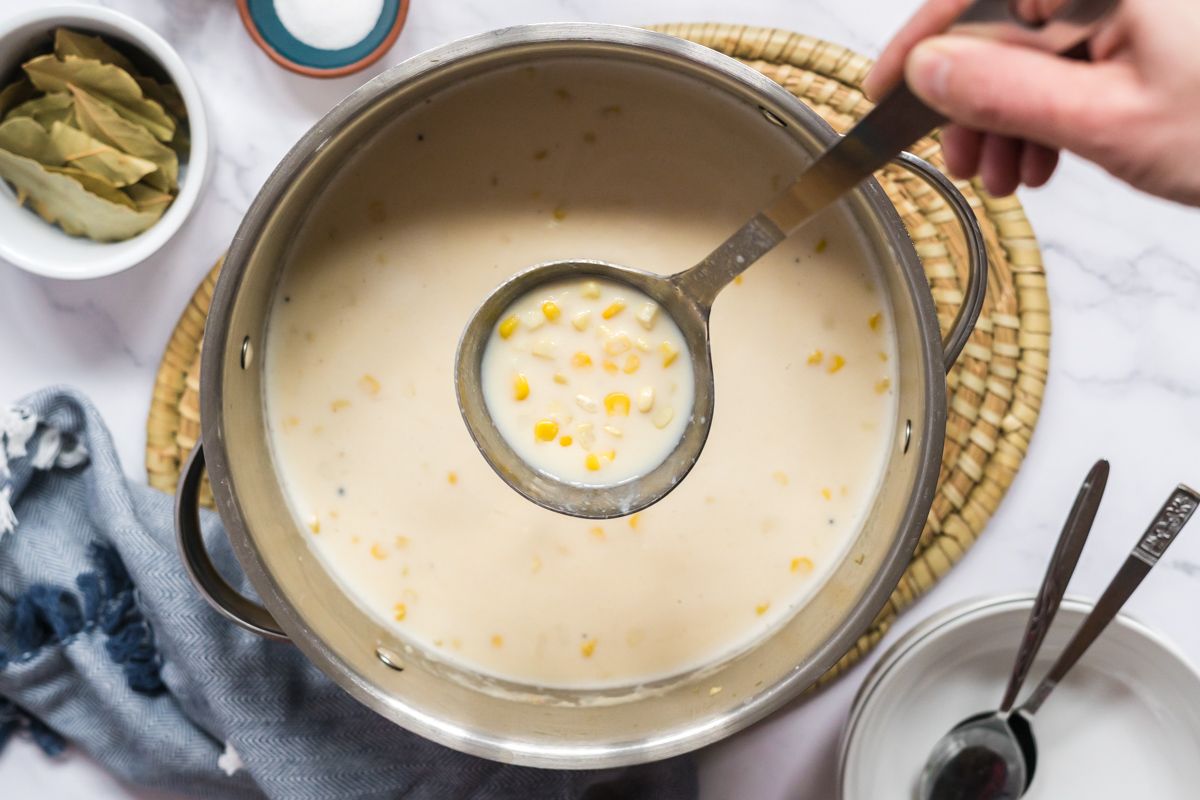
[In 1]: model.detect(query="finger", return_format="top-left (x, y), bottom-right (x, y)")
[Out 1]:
top-left (863, 0), bottom-right (972, 100)
top-left (940, 124), bottom-right (983, 179)
top-left (979, 134), bottom-right (1022, 197)
top-left (1019, 143), bottom-right (1060, 188)
top-left (904, 35), bottom-right (1131, 158)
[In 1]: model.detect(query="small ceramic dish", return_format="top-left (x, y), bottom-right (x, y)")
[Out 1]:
top-left (839, 594), bottom-right (1200, 799)
top-left (0, 5), bottom-right (209, 281)
top-left (237, 0), bottom-right (409, 78)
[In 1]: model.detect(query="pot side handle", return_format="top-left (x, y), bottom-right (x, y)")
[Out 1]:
top-left (176, 443), bottom-right (288, 640)
top-left (890, 151), bottom-right (988, 373)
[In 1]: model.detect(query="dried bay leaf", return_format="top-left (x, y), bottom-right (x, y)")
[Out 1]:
top-left (6, 92), bottom-right (74, 128)
top-left (49, 120), bottom-right (157, 187)
top-left (0, 78), bottom-right (35, 118)
top-left (126, 181), bottom-right (173, 212)
top-left (0, 146), bottom-right (158, 240)
top-left (134, 76), bottom-right (187, 121)
top-left (54, 28), bottom-right (137, 74)
top-left (24, 54), bottom-right (175, 141)
top-left (0, 117), bottom-right (64, 165)
top-left (45, 165), bottom-right (134, 208)
top-left (70, 85), bottom-right (177, 192)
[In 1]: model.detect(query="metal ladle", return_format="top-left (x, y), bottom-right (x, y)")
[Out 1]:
top-left (455, 0), bottom-right (1116, 519)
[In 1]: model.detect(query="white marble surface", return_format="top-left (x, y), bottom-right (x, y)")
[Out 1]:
top-left (2, 0), bottom-right (1200, 797)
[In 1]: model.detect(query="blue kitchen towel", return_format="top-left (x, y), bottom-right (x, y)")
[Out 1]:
top-left (0, 388), bottom-right (697, 799)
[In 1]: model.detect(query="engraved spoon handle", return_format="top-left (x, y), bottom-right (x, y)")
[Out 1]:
top-left (1020, 484), bottom-right (1200, 715)
top-left (999, 459), bottom-right (1109, 712)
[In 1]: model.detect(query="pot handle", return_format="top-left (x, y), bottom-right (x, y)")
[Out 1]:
top-left (890, 151), bottom-right (988, 372)
top-left (176, 443), bottom-right (288, 640)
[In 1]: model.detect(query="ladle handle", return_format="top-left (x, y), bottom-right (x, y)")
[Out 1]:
top-left (1020, 484), bottom-right (1200, 716)
top-left (759, 0), bottom-right (1119, 237)
top-left (175, 443), bottom-right (288, 641)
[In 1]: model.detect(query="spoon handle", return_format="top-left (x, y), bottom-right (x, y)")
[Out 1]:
top-left (1020, 484), bottom-right (1200, 715)
top-left (999, 460), bottom-right (1110, 712)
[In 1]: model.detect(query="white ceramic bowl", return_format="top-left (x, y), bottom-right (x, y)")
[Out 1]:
top-left (0, 5), bottom-right (209, 280)
top-left (839, 595), bottom-right (1200, 800)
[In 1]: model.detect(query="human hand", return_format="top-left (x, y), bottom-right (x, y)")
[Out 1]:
top-left (863, 0), bottom-right (1200, 205)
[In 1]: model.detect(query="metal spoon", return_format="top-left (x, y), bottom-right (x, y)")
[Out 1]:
top-left (918, 459), bottom-right (1110, 799)
top-left (455, 0), bottom-right (1117, 518)
top-left (920, 481), bottom-right (1200, 800)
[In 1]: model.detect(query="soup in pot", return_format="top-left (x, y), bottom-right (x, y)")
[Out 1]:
top-left (266, 59), bottom-right (897, 689)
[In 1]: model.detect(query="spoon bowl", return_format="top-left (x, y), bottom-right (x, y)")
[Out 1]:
top-left (918, 710), bottom-right (1036, 800)
top-left (454, 257), bottom-right (717, 519)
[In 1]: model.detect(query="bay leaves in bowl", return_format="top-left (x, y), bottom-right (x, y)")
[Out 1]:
top-left (0, 27), bottom-right (189, 244)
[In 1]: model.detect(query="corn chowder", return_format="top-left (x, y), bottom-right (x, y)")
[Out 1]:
top-left (481, 277), bottom-right (693, 484)
top-left (266, 59), bottom-right (897, 688)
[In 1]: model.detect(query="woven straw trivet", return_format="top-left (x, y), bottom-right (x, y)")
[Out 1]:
top-left (146, 25), bottom-right (1049, 685)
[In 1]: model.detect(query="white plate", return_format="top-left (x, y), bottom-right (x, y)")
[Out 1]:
top-left (840, 595), bottom-right (1200, 800)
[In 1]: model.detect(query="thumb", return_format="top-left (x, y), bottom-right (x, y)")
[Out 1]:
top-left (905, 34), bottom-right (1123, 157)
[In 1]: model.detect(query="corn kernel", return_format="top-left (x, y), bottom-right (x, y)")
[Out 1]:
top-left (574, 395), bottom-right (597, 414)
top-left (603, 425), bottom-right (623, 438)
top-left (513, 373), bottom-right (530, 401)
top-left (585, 453), bottom-right (602, 471)
top-left (622, 354), bottom-right (640, 374)
top-left (734, 275), bottom-right (744, 285)
top-left (709, 686), bottom-right (723, 696)
top-left (307, 517), bottom-right (321, 534)
top-left (491, 634), bottom-right (503, 648)
top-left (660, 341), bottom-right (679, 367)
top-left (604, 392), bottom-right (631, 416)
top-left (572, 351), bottom-right (593, 368)
top-left (532, 338), bottom-right (555, 359)
top-left (553, 372), bottom-right (568, 385)
top-left (635, 302), bottom-right (659, 330)
top-left (393, 602), bottom-right (407, 621)
top-left (447, 471), bottom-right (458, 485)
top-left (602, 359), bottom-right (619, 374)
top-left (498, 315), bottom-right (519, 339)
top-left (629, 513), bottom-right (641, 530)
top-left (755, 603), bottom-right (770, 616)
top-left (330, 399), bottom-right (350, 412)
top-left (370, 543), bottom-right (387, 560)
top-left (601, 300), bottom-right (625, 319)
top-left (632, 388), bottom-right (653, 414)
top-left (552, 206), bottom-right (567, 221)
top-left (534, 419), bottom-right (560, 441)
top-left (875, 378), bottom-right (891, 394)
top-left (807, 349), bottom-right (824, 366)
top-left (520, 309), bottom-right (545, 331)
top-left (604, 449), bottom-right (616, 462)
top-left (580, 638), bottom-right (597, 658)
top-left (542, 300), bottom-right (561, 320)
top-left (394, 535), bottom-right (409, 548)
top-left (652, 405), bottom-right (674, 429)
top-left (604, 333), bottom-right (632, 356)
top-left (283, 416), bottom-right (300, 430)
top-left (634, 337), bottom-right (651, 352)
top-left (531, 555), bottom-right (543, 573)
top-left (773, 471), bottom-right (788, 486)
top-left (571, 310), bottom-right (591, 331)
top-left (590, 526), bottom-right (605, 540)
top-left (791, 556), bottom-right (814, 574)
top-left (359, 374), bottom-right (381, 395)
top-left (559, 435), bottom-right (573, 447)
top-left (582, 281), bottom-right (601, 299)
top-left (879, 351), bottom-right (889, 362)
top-left (821, 487), bottom-right (833, 501)
top-left (828, 354), bottom-right (846, 374)
top-left (576, 423), bottom-right (597, 449)
top-left (815, 237), bottom-right (828, 253)
top-left (868, 312), bottom-right (882, 331)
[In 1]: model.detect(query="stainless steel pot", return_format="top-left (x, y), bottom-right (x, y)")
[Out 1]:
top-left (175, 24), bottom-right (987, 768)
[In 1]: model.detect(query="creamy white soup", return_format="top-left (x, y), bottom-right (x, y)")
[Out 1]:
top-left (480, 277), bottom-right (694, 484)
top-left (266, 59), bottom-right (898, 688)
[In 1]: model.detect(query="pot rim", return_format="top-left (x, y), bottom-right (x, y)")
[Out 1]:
top-left (199, 22), bottom-right (948, 767)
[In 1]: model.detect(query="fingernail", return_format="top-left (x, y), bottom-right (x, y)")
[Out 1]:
top-left (906, 39), bottom-right (955, 103)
